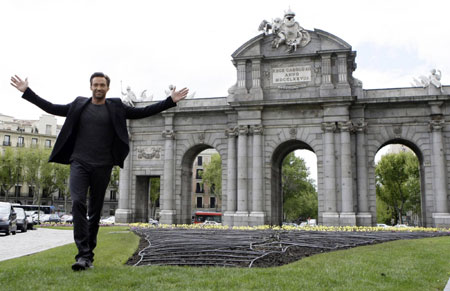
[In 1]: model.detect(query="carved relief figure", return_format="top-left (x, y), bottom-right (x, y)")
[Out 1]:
top-left (412, 69), bottom-right (443, 91)
top-left (259, 8), bottom-right (311, 53)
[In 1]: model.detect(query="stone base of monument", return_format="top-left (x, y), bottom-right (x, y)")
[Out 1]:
top-left (159, 210), bottom-right (177, 225)
top-left (356, 212), bottom-right (373, 226)
top-left (223, 211), bottom-right (236, 226)
top-left (432, 213), bottom-right (450, 228)
top-left (115, 208), bottom-right (132, 223)
top-left (322, 212), bottom-right (340, 226)
top-left (233, 211), bottom-right (249, 226)
top-left (249, 212), bottom-right (265, 226)
top-left (339, 212), bottom-right (356, 226)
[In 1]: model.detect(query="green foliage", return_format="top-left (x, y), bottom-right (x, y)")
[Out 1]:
top-left (1, 227), bottom-right (450, 290)
top-left (149, 177), bottom-right (160, 218)
top-left (109, 166), bottom-right (120, 189)
top-left (282, 152), bottom-right (318, 221)
top-left (376, 151), bottom-right (421, 225)
top-left (0, 147), bottom-right (24, 201)
top-left (200, 153), bottom-right (222, 198)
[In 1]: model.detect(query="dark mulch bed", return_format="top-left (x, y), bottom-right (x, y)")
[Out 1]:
top-left (127, 227), bottom-right (450, 268)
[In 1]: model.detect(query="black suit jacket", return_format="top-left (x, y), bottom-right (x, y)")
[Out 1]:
top-left (22, 88), bottom-right (176, 168)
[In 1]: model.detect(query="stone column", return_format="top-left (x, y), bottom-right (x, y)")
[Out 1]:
top-left (236, 60), bottom-right (247, 94)
top-left (160, 129), bottom-right (176, 224)
top-left (337, 53), bottom-right (348, 84)
top-left (235, 125), bottom-right (249, 225)
top-left (320, 54), bottom-right (332, 88)
top-left (115, 122), bottom-right (133, 223)
top-left (354, 122), bottom-right (372, 226)
top-left (321, 122), bottom-right (339, 225)
top-left (249, 59), bottom-right (263, 99)
top-left (338, 121), bottom-right (356, 226)
top-left (430, 119), bottom-right (450, 226)
top-left (223, 127), bottom-right (237, 226)
top-left (115, 144), bottom-right (133, 223)
top-left (250, 125), bottom-right (265, 225)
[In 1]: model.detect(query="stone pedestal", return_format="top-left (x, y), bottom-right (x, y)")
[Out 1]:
top-left (249, 212), bottom-right (265, 226)
top-left (432, 213), bottom-right (450, 228)
top-left (160, 210), bottom-right (177, 225)
top-left (233, 211), bottom-right (249, 226)
top-left (322, 212), bottom-right (339, 226)
top-left (339, 212), bottom-right (356, 226)
top-left (356, 212), bottom-right (372, 226)
top-left (115, 208), bottom-right (132, 223)
top-left (223, 211), bottom-right (235, 226)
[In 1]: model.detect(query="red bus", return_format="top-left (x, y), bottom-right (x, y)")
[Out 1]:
top-left (194, 211), bottom-right (222, 224)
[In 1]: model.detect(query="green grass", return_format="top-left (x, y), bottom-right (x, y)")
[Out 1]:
top-left (1, 227), bottom-right (450, 290)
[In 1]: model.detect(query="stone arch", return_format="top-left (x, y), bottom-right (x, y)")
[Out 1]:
top-left (269, 139), bottom-right (317, 226)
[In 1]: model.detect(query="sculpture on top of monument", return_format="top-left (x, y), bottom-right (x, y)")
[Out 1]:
top-left (259, 8), bottom-right (311, 53)
top-left (412, 69), bottom-right (443, 92)
top-left (121, 85), bottom-right (137, 107)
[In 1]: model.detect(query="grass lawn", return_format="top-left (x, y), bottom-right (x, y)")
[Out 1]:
top-left (1, 226), bottom-right (449, 291)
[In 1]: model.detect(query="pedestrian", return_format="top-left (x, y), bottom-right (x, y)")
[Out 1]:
top-left (10, 73), bottom-right (188, 271)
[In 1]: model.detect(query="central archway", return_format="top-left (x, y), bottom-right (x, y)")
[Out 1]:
top-left (271, 140), bottom-right (317, 226)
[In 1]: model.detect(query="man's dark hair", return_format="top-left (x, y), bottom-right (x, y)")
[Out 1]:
top-left (90, 72), bottom-right (111, 87)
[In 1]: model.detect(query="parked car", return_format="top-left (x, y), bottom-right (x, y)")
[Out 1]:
top-left (0, 202), bottom-right (17, 235)
top-left (61, 214), bottom-right (73, 224)
top-left (41, 214), bottom-right (61, 224)
top-left (31, 211), bottom-right (45, 224)
top-left (377, 223), bottom-right (390, 228)
top-left (394, 224), bottom-right (409, 228)
top-left (13, 207), bottom-right (28, 232)
top-left (100, 216), bottom-right (115, 225)
top-left (24, 211), bottom-right (37, 229)
top-left (202, 220), bottom-right (222, 226)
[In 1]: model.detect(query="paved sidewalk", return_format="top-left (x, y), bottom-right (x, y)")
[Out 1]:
top-left (0, 228), bottom-right (73, 262)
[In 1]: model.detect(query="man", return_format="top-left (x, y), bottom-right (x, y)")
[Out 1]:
top-left (10, 73), bottom-right (188, 271)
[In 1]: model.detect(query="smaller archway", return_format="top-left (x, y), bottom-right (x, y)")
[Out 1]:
top-left (374, 139), bottom-right (425, 226)
top-left (271, 140), bottom-right (318, 226)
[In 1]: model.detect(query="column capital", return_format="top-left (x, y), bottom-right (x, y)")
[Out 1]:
top-left (162, 129), bottom-right (175, 139)
top-left (353, 122), bottom-right (367, 133)
top-left (250, 125), bottom-right (264, 135)
top-left (321, 122), bottom-right (336, 133)
top-left (238, 125), bottom-right (249, 135)
top-left (225, 126), bottom-right (238, 137)
top-left (338, 121), bottom-right (353, 132)
top-left (429, 119), bottom-right (445, 132)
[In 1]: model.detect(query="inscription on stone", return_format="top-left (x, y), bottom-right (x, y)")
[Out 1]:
top-left (136, 146), bottom-right (162, 160)
top-left (272, 66), bottom-right (311, 84)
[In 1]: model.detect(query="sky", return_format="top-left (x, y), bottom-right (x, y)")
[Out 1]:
top-left (1, 0), bottom-right (449, 183)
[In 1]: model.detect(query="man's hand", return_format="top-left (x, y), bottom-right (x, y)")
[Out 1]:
top-left (10, 75), bottom-right (29, 93)
top-left (170, 86), bottom-right (189, 103)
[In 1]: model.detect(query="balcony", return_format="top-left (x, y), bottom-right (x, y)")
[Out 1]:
top-left (3, 141), bottom-right (11, 146)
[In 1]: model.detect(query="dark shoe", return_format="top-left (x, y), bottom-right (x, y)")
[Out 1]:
top-left (71, 258), bottom-right (93, 271)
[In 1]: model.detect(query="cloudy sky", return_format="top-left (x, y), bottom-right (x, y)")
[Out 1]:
top-left (2, 0), bottom-right (449, 121)
top-left (2, 0), bottom-right (448, 183)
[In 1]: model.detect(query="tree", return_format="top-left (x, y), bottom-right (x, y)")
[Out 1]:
top-left (149, 177), bottom-right (160, 219)
top-left (53, 163), bottom-right (70, 213)
top-left (200, 153), bottom-right (222, 201)
top-left (23, 148), bottom-right (49, 205)
top-left (0, 147), bottom-right (24, 201)
top-left (376, 151), bottom-right (421, 225)
top-left (282, 152), bottom-right (318, 222)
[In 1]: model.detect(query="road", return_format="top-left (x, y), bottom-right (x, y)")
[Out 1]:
top-left (0, 227), bottom-right (73, 262)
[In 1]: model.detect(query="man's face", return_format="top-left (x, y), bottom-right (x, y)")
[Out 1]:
top-left (90, 77), bottom-right (109, 99)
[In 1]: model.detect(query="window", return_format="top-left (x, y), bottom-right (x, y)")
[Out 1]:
top-left (196, 169), bottom-right (203, 179)
top-left (210, 197), bottom-right (216, 208)
top-left (196, 183), bottom-right (204, 193)
top-left (3, 135), bottom-right (10, 146)
top-left (31, 138), bottom-right (38, 148)
top-left (110, 190), bottom-right (117, 201)
top-left (45, 139), bottom-right (52, 148)
top-left (46, 124), bottom-right (52, 135)
top-left (196, 197), bottom-right (203, 208)
top-left (58, 190), bottom-right (64, 199)
top-left (17, 136), bottom-right (24, 147)
top-left (197, 156), bottom-right (203, 166)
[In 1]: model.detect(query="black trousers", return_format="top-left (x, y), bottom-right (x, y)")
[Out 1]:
top-left (70, 160), bottom-right (112, 262)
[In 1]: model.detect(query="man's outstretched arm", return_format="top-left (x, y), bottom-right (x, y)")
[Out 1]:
top-left (10, 75), bottom-right (70, 117)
